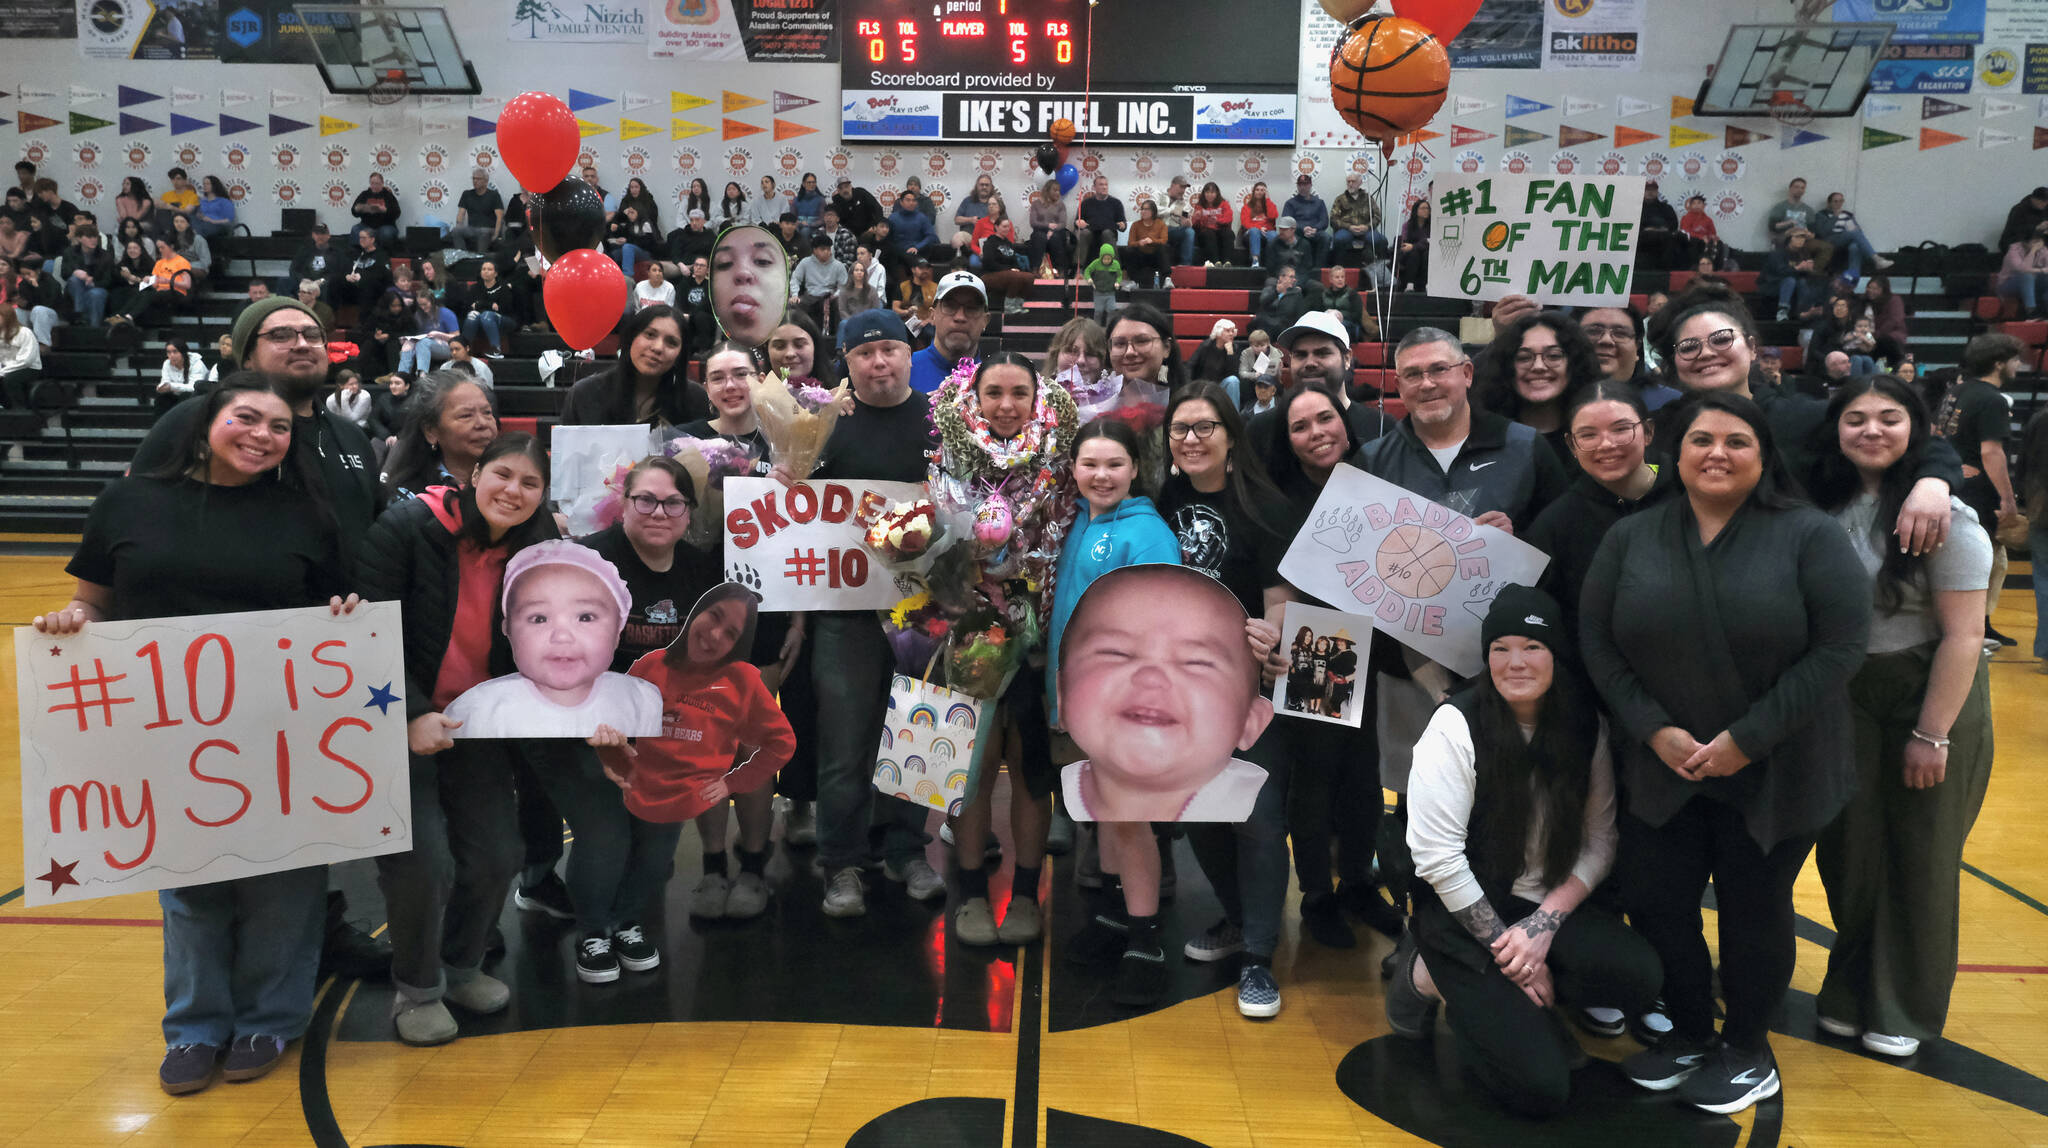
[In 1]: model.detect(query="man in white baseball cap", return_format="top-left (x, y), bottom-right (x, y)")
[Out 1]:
top-left (1248, 309), bottom-right (1388, 454)
top-left (910, 269), bottom-right (988, 394)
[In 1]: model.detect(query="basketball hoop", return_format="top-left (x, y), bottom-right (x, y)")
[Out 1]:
top-left (1768, 90), bottom-right (1814, 127)
top-left (368, 69), bottom-right (411, 105)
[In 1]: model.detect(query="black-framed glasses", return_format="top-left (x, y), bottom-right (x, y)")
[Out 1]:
top-left (1513, 348), bottom-right (1568, 366)
top-left (1580, 322), bottom-right (1633, 343)
top-left (1168, 419), bottom-right (1222, 441)
top-left (628, 493), bottom-right (693, 518)
top-left (1395, 360), bottom-right (1467, 384)
top-left (1111, 334), bottom-right (1160, 353)
top-left (1674, 328), bottom-right (1742, 360)
top-left (257, 326), bottom-right (328, 346)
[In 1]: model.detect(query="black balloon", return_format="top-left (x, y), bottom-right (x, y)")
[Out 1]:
top-left (533, 177), bottom-right (606, 262)
top-left (1035, 143), bottom-right (1060, 175)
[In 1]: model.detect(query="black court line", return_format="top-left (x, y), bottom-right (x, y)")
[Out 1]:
top-left (297, 976), bottom-right (354, 1148)
top-left (1013, 933), bottom-right (1045, 1148)
top-left (1964, 862), bottom-right (2048, 918)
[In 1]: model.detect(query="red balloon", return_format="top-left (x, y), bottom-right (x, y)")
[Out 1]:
top-left (1388, 0), bottom-right (1483, 44)
top-left (497, 91), bottom-right (580, 193)
top-left (544, 249), bottom-right (628, 352)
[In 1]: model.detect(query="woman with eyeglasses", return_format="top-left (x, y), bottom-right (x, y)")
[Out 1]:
top-left (1526, 382), bottom-right (1663, 640)
top-left (1577, 306), bottom-right (1681, 410)
top-left (380, 371), bottom-right (499, 506)
top-left (1104, 304), bottom-right (1184, 488)
top-left (1475, 312), bottom-right (1604, 468)
top-left (1155, 380), bottom-right (1299, 1019)
top-left (1581, 391), bottom-right (1871, 1115)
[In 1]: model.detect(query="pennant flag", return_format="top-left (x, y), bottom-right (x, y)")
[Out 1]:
top-left (0, 118), bottom-right (9, 131)
top-left (118, 85), bottom-right (160, 109)
top-left (1452, 95), bottom-right (1495, 117)
top-left (1724, 125), bottom-right (1770, 147)
top-left (670, 118), bottom-right (711, 140)
top-left (1781, 128), bottom-right (1827, 149)
top-left (466, 116), bottom-right (495, 139)
top-left (671, 91), bottom-right (712, 113)
top-left (420, 95), bottom-right (457, 110)
top-left (620, 118), bottom-right (659, 141)
top-left (320, 115), bottom-right (358, 136)
top-left (1671, 95), bottom-right (1695, 118)
top-left (1563, 96), bottom-right (1604, 117)
top-left (70, 85), bottom-right (108, 105)
top-left (577, 118), bottom-right (611, 137)
top-left (18, 85), bottom-right (58, 103)
top-left (170, 87), bottom-right (204, 108)
top-left (1979, 127), bottom-right (2015, 150)
top-left (220, 113), bottom-right (261, 135)
top-left (568, 89), bottom-right (615, 113)
top-left (471, 95), bottom-right (501, 112)
top-left (1558, 124), bottom-right (1604, 148)
top-left (2036, 125), bottom-right (2048, 151)
top-left (69, 111), bottom-right (113, 134)
top-left (1917, 127), bottom-right (1965, 150)
top-left (1921, 96), bottom-right (1968, 120)
top-left (269, 114), bottom-right (310, 137)
top-left (1670, 124), bottom-right (1712, 147)
top-left (221, 89), bottom-right (253, 109)
top-left (1505, 94), bottom-right (1552, 118)
top-left (1395, 127), bottom-right (1442, 146)
top-left (622, 91), bottom-right (654, 112)
top-left (723, 90), bottom-right (765, 114)
top-left (418, 116), bottom-right (457, 136)
top-left (1980, 96), bottom-right (2018, 119)
top-left (322, 92), bottom-right (359, 110)
top-left (1450, 124), bottom-right (1496, 146)
top-left (1861, 126), bottom-right (1908, 150)
top-left (1503, 124), bottom-right (1549, 147)
top-left (1613, 125), bottom-right (1658, 147)
top-left (272, 90), bottom-right (307, 110)
top-left (773, 118), bottom-right (817, 141)
top-left (773, 91), bottom-right (817, 115)
top-left (722, 118), bottom-right (764, 140)
top-left (118, 112), bottom-right (162, 135)
top-left (1617, 95), bottom-right (1655, 118)
top-left (1862, 95), bottom-right (1903, 118)
top-left (17, 111), bottom-right (60, 133)
top-left (170, 112), bottom-right (211, 135)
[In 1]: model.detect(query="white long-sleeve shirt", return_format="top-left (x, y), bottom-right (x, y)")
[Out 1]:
top-left (160, 358), bottom-right (205, 395)
top-left (0, 327), bottom-right (40, 375)
top-left (1407, 704), bottom-right (1616, 913)
top-left (325, 388), bottom-right (372, 427)
top-left (632, 279), bottom-right (676, 311)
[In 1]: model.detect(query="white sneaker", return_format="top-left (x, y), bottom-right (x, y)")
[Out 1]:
top-left (725, 871), bottom-right (769, 920)
top-left (1817, 1015), bottom-right (1860, 1038)
top-left (822, 866), bottom-right (867, 918)
top-left (1861, 1031), bottom-right (1920, 1057)
top-left (885, 856), bottom-right (945, 901)
top-left (1162, 276), bottom-right (1175, 290)
top-left (1873, 255), bottom-right (1895, 271)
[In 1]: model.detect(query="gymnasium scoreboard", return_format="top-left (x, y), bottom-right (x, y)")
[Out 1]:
top-left (838, 0), bottom-right (1301, 145)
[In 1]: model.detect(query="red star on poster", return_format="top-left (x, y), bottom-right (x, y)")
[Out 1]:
top-left (38, 858), bottom-right (80, 895)
top-left (47, 646), bottom-right (60, 656)
top-left (381, 827), bottom-right (392, 836)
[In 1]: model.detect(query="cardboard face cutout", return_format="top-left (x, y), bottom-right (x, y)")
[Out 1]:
top-left (709, 223), bottom-right (790, 349)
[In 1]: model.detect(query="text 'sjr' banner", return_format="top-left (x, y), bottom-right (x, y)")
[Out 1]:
top-left (16, 603), bottom-right (410, 906)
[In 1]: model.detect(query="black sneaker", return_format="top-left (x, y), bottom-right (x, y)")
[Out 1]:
top-left (575, 932), bottom-right (620, 984)
top-left (514, 872), bottom-right (575, 920)
top-left (159, 1043), bottom-right (221, 1095)
top-left (1384, 929), bottom-right (1437, 1039)
top-left (1576, 1006), bottom-right (1629, 1038)
top-left (611, 922), bottom-right (660, 972)
top-left (1338, 882), bottom-right (1407, 940)
top-left (222, 1034), bottom-right (288, 1082)
top-left (1063, 913), bottom-right (1128, 966)
top-left (1630, 999), bottom-right (1676, 1046)
top-left (1111, 946), bottom-right (1168, 1007)
top-left (1300, 893), bottom-right (1356, 949)
top-left (1621, 1036), bottom-right (1716, 1092)
top-left (319, 920), bottom-right (392, 982)
top-left (1677, 1043), bottom-right (1780, 1114)
top-left (1985, 622), bottom-right (2018, 647)
top-left (1237, 961), bottom-right (1282, 1018)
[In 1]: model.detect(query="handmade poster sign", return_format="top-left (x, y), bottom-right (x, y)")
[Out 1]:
top-left (15, 604), bottom-right (410, 907)
top-left (445, 540), bottom-right (663, 738)
top-left (1274, 601), bottom-right (1372, 728)
top-left (551, 424), bottom-right (662, 536)
top-left (723, 476), bottom-right (930, 611)
top-left (709, 223), bottom-right (791, 348)
top-left (1277, 466), bottom-right (1550, 678)
top-left (1426, 172), bottom-right (1645, 306)
top-left (1055, 564), bottom-right (1271, 823)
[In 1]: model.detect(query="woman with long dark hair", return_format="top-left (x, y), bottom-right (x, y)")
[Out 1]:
top-left (1240, 182), bottom-right (1279, 268)
top-left (354, 432), bottom-right (560, 1046)
top-left (1396, 200), bottom-right (1432, 292)
top-left (560, 304), bottom-right (710, 429)
top-left (1525, 381), bottom-right (1664, 637)
top-left (684, 177), bottom-right (713, 221)
top-left (1582, 391), bottom-right (1870, 1114)
top-left (1475, 311), bottom-right (1605, 464)
top-left (1192, 182), bottom-right (1235, 267)
top-left (152, 337), bottom-right (208, 419)
top-left (719, 181), bottom-right (748, 227)
top-left (1388, 586), bottom-right (1659, 1117)
top-left (1808, 375), bottom-right (1994, 1057)
top-left (380, 371), bottom-right (499, 505)
top-left (35, 375), bottom-right (356, 1095)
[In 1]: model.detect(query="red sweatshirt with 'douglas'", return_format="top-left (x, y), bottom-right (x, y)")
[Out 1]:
top-left (602, 651), bottom-right (795, 823)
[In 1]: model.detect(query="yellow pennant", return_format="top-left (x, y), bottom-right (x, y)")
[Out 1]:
top-left (319, 115), bottom-right (358, 136)
top-left (670, 118), bottom-right (711, 140)
top-left (620, 118), bottom-right (659, 141)
top-left (1669, 124), bottom-right (1712, 147)
top-left (577, 118), bottom-right (611, 137)
top-left (671, 91), bottom-right (712, 113)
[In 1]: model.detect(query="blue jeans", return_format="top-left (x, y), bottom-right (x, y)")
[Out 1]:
top-left (615, 242), bottom-right (650, 276)
top-left (524, 741), bottom-right (684, 935)
top-left (1168, 226), bottom-right (1194, 267)
top-left (2032, 522), bottom-right (2048, 659)
top-left (65, 278), bottom-right (108, 325)
top-left (374, 740), bottom-right (522, 999)
top-left (1849, 354), bottom-right (1877, 374)
top-left (399, 338), bottom-right (451, 375)
top-left (811, 611), bottom-right (929, 873)
top-left (1329, 227), bottom-right (1388, 264)
top-left (1219, 375), bottom-right (1240, 409)
top-left (159, 865), bottom-right (328, 1047)
top-left (195, 218), bottom-right (234, 241)
top-left (1184, 727), bottom-right (1291, 958)
top-left (462, 310), bottom-right (514, 354)
top-left (14, 305), bottom-right (56, 345)
top-left (1247, 228), bottom-right (1270, 266)
top-left (2005, 271), bottom-right (2048, 313)
top-left (1836, 229), bottom-right (1878, 280)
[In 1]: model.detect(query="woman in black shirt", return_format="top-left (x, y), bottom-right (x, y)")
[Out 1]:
top-left (38, 376), bottom-right (354, 1095)
top-left (606, 200), bottom-right (661, 278)
top-left (1525, 381), bottom-right (1665, 639)
top-left (1474, 311), bottom-right (1604, 469)
top-left (560, 304), bottom-right (711, 430)
top-left (458, 259), bottom-right (521, 357)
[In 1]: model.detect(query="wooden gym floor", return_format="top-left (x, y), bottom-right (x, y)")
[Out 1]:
top-left (1, 545), bottom-right (2044, 1148)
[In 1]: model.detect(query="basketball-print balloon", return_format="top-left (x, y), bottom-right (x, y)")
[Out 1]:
top-left (1051, 118), bottom-right (1076, 145)
top-left (1318, 0), bottom-right (1376, 23)
top-left (1375, 524), bottom-right (1457, 600)
top-left (1329, 16), bottom-right (1450, 143)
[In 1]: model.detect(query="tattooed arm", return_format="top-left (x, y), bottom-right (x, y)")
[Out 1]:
top-left (1450, 898), bottom-right (1508, 947)
top-left (1490, 875), bottom-right (1591, 986)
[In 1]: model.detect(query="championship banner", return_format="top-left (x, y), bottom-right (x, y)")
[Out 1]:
top-left (17, 604), bottom-right (411, 907)
top-left (723, 477), bottom-right (927, 611)
top-left (1277, 467), bottom-right (1550, 678)
top-left (1426, 172), bottom-right (1644, 307)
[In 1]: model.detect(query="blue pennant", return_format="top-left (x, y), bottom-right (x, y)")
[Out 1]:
top-left (1781, 128), bottom-right (1828, 149)
top-left (169, 112), bottom-right (211, 135)
top-left (467, 115), bottom-right (496, 138)
top-left (219, 113), bottom-right (261, 135)
top-left (119, 112), bottom-right (162, 134)
top-left (269, 113), bottom-right (310, 136)
top-left (567, 88), bottom-right (614, 113)
top-left (1505, 95), bottom-right (1553, 119)
top-left (118, 85), bottom-right (161, 108)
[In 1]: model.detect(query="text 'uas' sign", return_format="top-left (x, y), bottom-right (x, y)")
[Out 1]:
top-left (1428, 173), bottom-right (1644, 306)
top-left (16, 604), bottom-right (410, 906)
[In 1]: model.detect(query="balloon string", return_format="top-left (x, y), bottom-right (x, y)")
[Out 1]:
top-left (1371, 156), bottom-right (1395, 441)
top-left (1071, 1), bottom-right (1095, 313)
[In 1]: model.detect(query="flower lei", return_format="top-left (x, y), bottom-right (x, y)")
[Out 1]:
top-left (930, 357), bottom-right (1080, 480)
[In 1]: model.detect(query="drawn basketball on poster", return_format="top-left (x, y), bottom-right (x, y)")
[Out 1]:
top-left (1549, 151), bottom-right (1582, 175)
top-left (1596, 150), bottom-right (1629, 176)
top-left (221, 141), bottom-right (252, 173)
top-left (1499, 149), bottom-right (1535, 174)
top-left (1639, 151), bottom-right (1670, 180)
top-left (73, 141), bottom-right (104, 171)
top-left (1714, 150), bottom-right (1745, 182)
top-left (1377, 524), bottom-right (1458, 599)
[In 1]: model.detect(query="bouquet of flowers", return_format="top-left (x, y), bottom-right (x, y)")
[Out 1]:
top-left (750, 371), bottom-right (850, 480)
top-left (864, 497), bottom-right (945, 563)
top-left (881, 589), bottom-right (953, 673)
top-left (1056, 365), bottom-right (1123, 426)
top-left (663, 433), bottom-right (759, 491)
top-left (945, 603), bottom-right (1035, 699)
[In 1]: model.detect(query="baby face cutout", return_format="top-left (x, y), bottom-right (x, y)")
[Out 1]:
top-left (504, 564), bottom-right (625, 705)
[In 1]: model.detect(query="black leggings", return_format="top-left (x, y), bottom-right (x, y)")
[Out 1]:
top-left (1283, 717), bottom-right (1379, 898)
top-left (1623, 796), bottom-right (1814, 1052)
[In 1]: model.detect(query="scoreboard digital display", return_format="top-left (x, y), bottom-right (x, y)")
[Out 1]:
top-left (839, 0), bottom-right (1300, 145)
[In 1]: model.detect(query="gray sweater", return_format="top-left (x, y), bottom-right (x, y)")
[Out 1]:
top-left (1579, 496), bottom-right (1871, 850)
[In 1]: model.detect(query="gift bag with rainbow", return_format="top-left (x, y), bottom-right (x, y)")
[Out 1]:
top-left (871, 672), bottom-right (995, 816)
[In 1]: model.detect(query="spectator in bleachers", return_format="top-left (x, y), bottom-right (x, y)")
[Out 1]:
top-left (357, 289), bottom-right (416, 376)
top-left (349, 172), bottom-right (402, 243)
top-left (326, 370), bottom-right (372, 429)
top-left (460, 259), bottom-right (520, 358)
top-left (1396, 199), bottom-right (1431, 291)
top-left (1190, 318), bottom-right (1240, 404)
top-left (1242, 182), bottom-right (1280, 268)
top-left (632, 260), bottom-right (676, 313)
top-left (884, 192), bottom-right (939, 287)
top-left (10, 255), bottom-right (63, 348)
top-left (159, 167), bottom-right (198, 216)
top-left (1028, 179), bottom-right (1075, 278)
top-left (1253, 265), bottom-right (1307, 339)
top-left (152, 338), bottom-right (206, 418)
top-left (1757, 345), bottom-right (1785, 390)
top-left (61, 226), bottom-right (114, 327)
top-left (681, 177), bottom-right (712, 222)
top-left (287, 223), bottom-right (341, 299)
top-left (1328, 172), bottom-right (1386, 274)
top-left (968, 195), bottom-right (1012, 255)
top-left (0, 214), bottom-right (26, 263)
top-left (1842, 314), bottom-right (1901, 375)
top-left (1161, 175), bottom-right (1195, 268)
top-left (792, 235), bottom-right (848, 330)
top-left (1994, 225), bottom-right (2048, 319)
top-left (1635, 181), bottom-right (1684, 269)
top-left (1082, 243), bottom-right (1122, 326)
top-left (903, 176), bottom-right (939, 228)
top-left (0, 187), bottom-right (27, 232)
top-left (719, 181), bottom-right (749, 227)
top-left (163, 212), bottom-right (210, 289)
top-left (113, 217), bottom-right (154, 261)
top-left (790, 172), bottom-right (826, 229)
top-left (831, 174), bottom-right (884, 240)
top-left (1805, 295), bottom-right (1859, 362)
top-left (1266, 217), bottom-right (1310, 275)
top-left (500, 189), bottom-right (534, 254)
top-left (115, 177), bottom-right (156, 232)
top-left (244, 279), bottom-right (273, 310)
top-left (1766, 176), bottom-right (1815, 238)
top-left (367, 372), bottom-right (409, 444)
top-left (1309, 265), bottom-right (1374, 345)
top-left (22, 204), bottom-right (60, 262)
top-left (1283, 174), bottom-right (1331, 268)
top-left (1191, 182), bottom-right (1235, 268)
top-left (416, 256), bottom-right (448, 305)
top-left (109, 239), bottom-right (154, 314)
top-left (1125, 200), bottom-right (1170, 290)
top-left (1935, 333), bottom-right (2025, 646)
top-left (450, 168), bottom-right (505, 253)
top-left (1579, 305), bottom-right (1680, 409)
top-left (297, 278), bottom-right (335, 333)
top-left (446, 336), bottom-right (493, 388)
top-left (750, 175), bottom-right (789, 228)
top-left (333, 227), bottom-right (391, 310)
top-left (0, 306), bottom-right (42, 409)
top-left (774, 212), bottom-right (808, 260)
top-left (661, 208), bottom-right (716, 278)
top-left (1863, 276), bottom-right (1908, 347)
top-left (1679, 194), bottom-right (1730, 271)
top-left (1996, 185), bottom-right (2048, 251)
top-left (1766, 227), bottom-right (1832, 322)
top-left (817, 206), bottom-right (857, 268)
top-left (31, 181), bottom-right (79, 249)
top-left (1239, 329), bottom-right (1280, 399)
top-left (1077, 175), bottom-right (1127, 268)
top-left (675, 255), bottom-right (714, 348)
top-left (910, 271), bottom-right (989, 395)
top-left (975, 219), bottom-right (1034, 315)
top-left (618, 178), bottom-right (660, 233)
top-left (895, 257), bottom-right (939, 335)
top-left (836, 261), bottom-right (881, 323)
top-left (606, 201), bottom-right (661, 277)
top-left (194, 176), bottom-right (236, 241)
top-left (560, 304), bottom-right (710, 429)
top-left (13, 161), bottom-right (34, 198)
top-left (580, 163), bottom-right (617, 212)
top-left (400, 291), bottom-right (459, 375)
top-left (1814, 191), bottom-right (1892, 283)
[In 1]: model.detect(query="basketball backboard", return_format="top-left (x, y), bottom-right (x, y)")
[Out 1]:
top-left (1693, 23), bottom-right (1892, 118)
top-left (295, 4), bottom-right (480, 97)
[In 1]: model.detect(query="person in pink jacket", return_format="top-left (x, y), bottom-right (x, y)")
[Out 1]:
top-left (1995, 226), bottom-right (2048, 317)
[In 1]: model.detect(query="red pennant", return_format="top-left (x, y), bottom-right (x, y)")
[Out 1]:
top-left (1724, 126), bottom-right (1772, 147)
top-left (17, 111), bottom-right (58, 133)
top-left (722, 118), bottom-right (764, 140)
top-left (1450, 124), bottom-right (1496, 146)
top-left (1558, 125), bottom-right (1605, 148)
top-left (1918, 127), bottom-right (1965, 150)
top-left (1613, 125), bottom-right (1659, 147)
